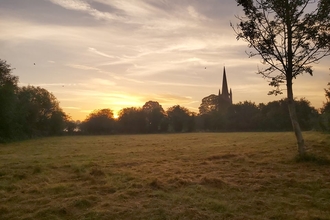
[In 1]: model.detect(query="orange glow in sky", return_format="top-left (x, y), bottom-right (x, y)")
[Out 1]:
top-left (1, 0), bottom-right (329, 121)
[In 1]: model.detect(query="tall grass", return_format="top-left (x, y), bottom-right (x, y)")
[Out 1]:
top-left (0, 132), bottom-right (329, 219)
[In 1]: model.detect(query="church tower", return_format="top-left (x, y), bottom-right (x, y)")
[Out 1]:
top-left (218, 67), bottom-right (233, 109)
top-left (222, 67), bottom-right (229, 98)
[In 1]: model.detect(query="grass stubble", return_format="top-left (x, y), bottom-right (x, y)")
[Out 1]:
top-left (0, 132), bottom-right (329, 220)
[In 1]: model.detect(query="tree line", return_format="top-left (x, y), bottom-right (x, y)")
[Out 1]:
top-left (77, 94), bottom-right (329, 135)
top-left (78, 102), bottom-right (195, 135)
top-left (198, 96), bottom-right (328, 132)
top-left (1, 58), bottom-right (329, 142)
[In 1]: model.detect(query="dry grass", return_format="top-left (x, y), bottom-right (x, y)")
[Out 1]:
top-left (0, 132), bottom-right (330, 220)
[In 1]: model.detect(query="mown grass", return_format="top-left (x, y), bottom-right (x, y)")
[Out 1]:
top-left (0, 132), bottom-right (329, 220)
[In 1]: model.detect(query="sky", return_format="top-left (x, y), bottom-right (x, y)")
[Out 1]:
top-left (1, 0), bottom-right (329, 120)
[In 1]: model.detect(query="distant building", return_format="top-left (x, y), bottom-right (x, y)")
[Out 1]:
top-left (198, 67), bottom-right (233, 115)
top-left (217, 67), bottom-right (232, 109)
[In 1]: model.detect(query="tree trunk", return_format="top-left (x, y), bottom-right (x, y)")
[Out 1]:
top-left (286, 80), bottom-right (306, 155)
top-left (285, 5), bottom-right (305, 156)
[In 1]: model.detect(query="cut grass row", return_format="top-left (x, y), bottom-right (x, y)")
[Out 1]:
top-left (0, 132), bottom-right (329, 219)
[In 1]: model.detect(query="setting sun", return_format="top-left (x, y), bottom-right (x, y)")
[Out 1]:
top-left (0, 0), bottom-right (329, 121)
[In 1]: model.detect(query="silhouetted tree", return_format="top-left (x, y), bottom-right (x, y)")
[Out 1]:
top-left (197, 96), bottom-right (318, 132)
top-left (142, 101), bottom-right (165, 133)
top-left (117, 107), bottom-right (146, 133)
top-left (0, 60), bottom-right (20, 142)
top-left (198, 110), bottom-right (226, 131)
top-left (259, 100), bottom-right (291, 131)
top-left (295, 98), bottom-right (318, 130)
top-left (259, 99), bottom-right (318, 131)
top-left (320, 83), bottom-right (330, 131)
top-left (159, 117), bottom-right (170, 132)
top-left (0, 59), bottom-right (69, 141)
top-left (65, 120), bottom-right (77, 135)
top-left (49, 111), bottom-right (68, 135)
top-left (232, 0), bottom-right (330, 155)
top-left (198, 94), bottom-right (227, 131)
top-left (17, 86), bottom-right (67, 136)
top-left (199, 94), bottom-right (219, 115)
top-left (187, 112), bottom-right (196, 132)
top-left (81, 109), bottom-right (115, 134)
top-left (321, 82), bottom-right (330, 113)
top-left (226, 101), bottom-right (261, 131)
top-left (167, 105), bottom-right (194, 132)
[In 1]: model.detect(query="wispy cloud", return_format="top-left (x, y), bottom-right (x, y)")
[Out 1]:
top-left (187, 5), bottom-right (207, 21)
top-left (113, 76), bottom-right (144, 84)
top-left (88, 47), bottom-right (115, 58)
top-left (18, 82), bottom-right (85, 87)
top-left (100, 1), bottom-right (154, 17)
top-left (49, 0), bottom-right (90, 11)
top-left (67, 64), bottom-right (100, 71)
top-left (154, 93), bottom-right (193, 103)
top-left (1, 0), bottom-right (329, 120)
top-left (147, 81), bottom-right (216, 88)
top-left (49, 0), bottom-right (124, 22)
top-left (66, 63), bottom-right (145, 84)
top-left (91, 78), bottom-right (116, 86)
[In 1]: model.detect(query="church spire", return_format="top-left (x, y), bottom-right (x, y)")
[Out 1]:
top-left (217, 66), bottom-right (233, 109)
top-left (230, 88), bottom-right (233, 104)
top-left (222, 66), bottom-right (229, 96)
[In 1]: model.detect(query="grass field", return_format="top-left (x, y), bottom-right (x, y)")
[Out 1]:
top-left (0, 132), bottom-right (330, 220)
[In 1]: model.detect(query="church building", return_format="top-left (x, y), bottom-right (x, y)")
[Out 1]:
top-left (218, 67), bottom-right (233, 109)
top-left (198, 67), bottom-right (233, 115)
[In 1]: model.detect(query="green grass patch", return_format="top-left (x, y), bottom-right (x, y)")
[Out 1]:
top-left (0, 132), bottom-right (330, 219)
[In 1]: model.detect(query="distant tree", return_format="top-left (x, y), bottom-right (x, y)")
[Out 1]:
top-left (187, 112), bottom-right (196, 132)
top-left (320, 82), bottom-right (330, 131)
top-left (167, 105), bottom-right (194, 132)
top-left (321, 82), bottom-right (330, 113)
top-left (198, 94), bottom-right (226, 131)
top-left (199, 94), bottom-right (219, 115)
top-left (142, 101), bottom-right (163, 113)
top-left (18, 86), bottom-right (67, 136)
top-left (142, 101), bottom-right (165, 133)
top-left (259, 100), bottom-right (291, 131)
top-left (65, 120), bottom-right (77, 135)
top-left (0, 59), bottom-right (19, 142)
top-left (117, 107), bottom-right (146, 133)
top-left (259, 99), bottom-right (318, 131)
top-left (81, 109), bottom-right (115, 134)
top-left (295, 98), bottom-right (319, 130)
top-left (226, 101), bottom-right (261, 131)
top-left (49, 111), bottom-right (68, 135)
top-left (0, 60), bottom-right (68, 141)
top-left (232, 0), bottom-right (330, 155)
top-left (197, 110), bottom-right (226, 131)
top-left (159, 117), bottom-right (170, 132)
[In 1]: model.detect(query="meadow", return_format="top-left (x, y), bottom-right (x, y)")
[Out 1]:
top-left (0, 132), bottom-right (329, 220)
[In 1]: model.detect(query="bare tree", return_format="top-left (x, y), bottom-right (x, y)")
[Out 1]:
top-left (232, 0), bottom-right (330, 155)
